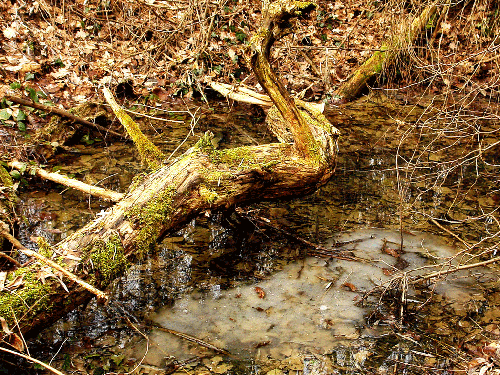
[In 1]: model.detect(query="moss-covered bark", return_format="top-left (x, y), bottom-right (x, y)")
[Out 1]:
top-left (103, 87), bottom-right (164, 169)
top-left (249, 1), bottom-right (319, 158)
top-left (336, 4), bottom-right (437, 102)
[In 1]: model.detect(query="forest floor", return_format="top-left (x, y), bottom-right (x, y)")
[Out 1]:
top-left (1, 0), bottom-right (498, 152)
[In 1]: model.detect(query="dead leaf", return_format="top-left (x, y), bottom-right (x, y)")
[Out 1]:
top-left (383, 247), bottom-right (400, 258)
top-left (483, 341), bottom-right (500, 358)
top-left (8, 333), bottom-right (24, 352)
top-left (5, 274), bottom-right (24, 291)
top-left (0, 316), bottom-right (12, 335)
top-left (37, 268), bottom-right (69, 292)
top-left (152, 87), bottom-right (169, 101)
top-left (382, 268), bottom-right (393, 276)
top-left (255, 286), bottom-right (265, 298)
top-left (467, 357), bottom-right (488, 370)
top-left (0, 272), bottom-right (7, 292)
top-left (341, 282), bottom-right (357, 292)
top-left (3, 27), bottom-right (17, 39)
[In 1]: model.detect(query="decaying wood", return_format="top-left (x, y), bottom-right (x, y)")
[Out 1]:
top-left (207, 80), bottom-right (325, 113)
top-left (28, 102), bottom-right (112, 160)
top-left (0, 0), bottom-right (339, 337)
top-left (103, 87), bottom-right (165, 169)
top-left (207, 80), bottom-right (274, 107)
top-left (335, 3), bottom-right (438, 102)
top-left (249, 1), bottom-right (321, 158)
top-left (8, 160), bottom-right (124, 203)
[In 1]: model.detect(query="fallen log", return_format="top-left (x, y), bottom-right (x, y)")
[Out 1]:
top-left (0, 0), bottom-right (339, 338)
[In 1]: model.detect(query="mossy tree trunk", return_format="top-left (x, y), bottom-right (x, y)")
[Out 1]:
top-left (335, 3), bottom-right (437, 102)
top-left (0, 0), bottom-right (339, 338)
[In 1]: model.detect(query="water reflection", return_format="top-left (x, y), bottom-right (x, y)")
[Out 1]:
top-left (13, 100), bottom-right (499, 374)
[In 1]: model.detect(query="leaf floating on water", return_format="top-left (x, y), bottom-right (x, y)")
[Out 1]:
top-left (8, 333), bottom-right (24, 352)
top-left (383, 247), bottom-right (401, 258)
top-left (0, 317), bottom-right (24, 351)
top-left (255, 340), bottom-right (271, 348)
top-left (255, 286), bottom-right (265, 298)
top-left (341, 282), bottom-right (357, 292)
top-left (382, 268), bottom-right (393, 276)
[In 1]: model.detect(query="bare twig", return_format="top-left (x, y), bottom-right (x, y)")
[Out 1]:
top-left (234, 208), bottom-right (368, 262)
top-left (0, 251), bottom-right (21, 268)
top-left (429, 218), bottom-right (472, 250)
top-left (152, 324), bottom-right (230, 355)
top-left (4, 95), bottom-right (125, 139)
top-left (411, 255), bottom-right (500, 285)
top-left (0, 346), bottom-right (66, 375)
top-left (0, 225), bottom-right (108, 301)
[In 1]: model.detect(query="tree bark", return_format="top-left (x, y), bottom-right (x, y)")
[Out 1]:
top-left (335, 3), bottom-right (438, 102)
top-left (0, 0), bottom-right (339, 338)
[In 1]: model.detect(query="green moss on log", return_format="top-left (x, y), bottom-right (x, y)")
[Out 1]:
top-left (83, 234), bottom-right (127, 286)
top-left (199, 184), bottom-right (219, 204)
top-left (0, 268), bottom-right (53, 326)
top-left (126, 186), bottom-right (176, 255)
top-left (195, 131), bottom-right (279, 170)
top-left (36, 237), bottom-right (54, 259)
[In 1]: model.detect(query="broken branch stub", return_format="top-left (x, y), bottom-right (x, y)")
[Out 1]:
top-left (103, 87), bottom-right (164, 169)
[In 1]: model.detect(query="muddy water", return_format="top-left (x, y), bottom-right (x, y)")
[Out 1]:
top-left (10, 97), bottom-right (500, 374)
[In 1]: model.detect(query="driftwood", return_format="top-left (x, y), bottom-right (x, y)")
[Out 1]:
top-left (8, 160), bottom-right (124, 202)
top-left (0, 0), bottom-right (338, 337)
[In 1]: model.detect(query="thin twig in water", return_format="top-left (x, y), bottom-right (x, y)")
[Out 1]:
top-left (0, 346), bottom-right (66, 375)
top-left (4, 95), bottom-right (125, 139)
top-left (152, 324), bottom-right (230, 355)
top-left (123, 108), bottom-right (185, 123)
top-left (166, 106), bottom-right (200, 162)
top-left (410, 255), bottom-right (500, 285)
top-left (234, 208), bottom-right (369, 262)
top-left (10, 306), bottom-right (29, 357)
top-left (0, 251), bottom-right (21, 267)
top-left (429, 218), bottom-right (472, 249)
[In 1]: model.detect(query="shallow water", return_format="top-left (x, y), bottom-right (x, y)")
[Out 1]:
top-left (7, 97), bottom-right (500, 374)
top-left (138, 229), bottom-right (488, 369)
